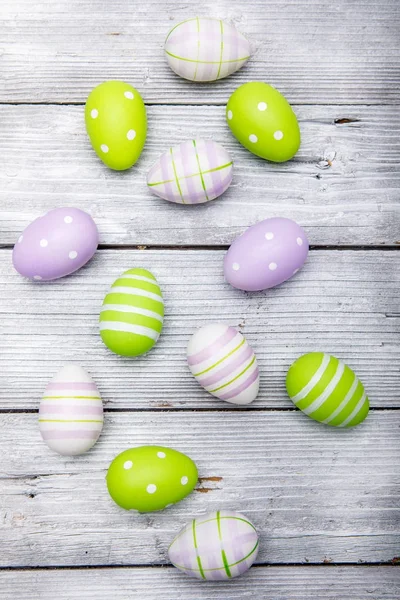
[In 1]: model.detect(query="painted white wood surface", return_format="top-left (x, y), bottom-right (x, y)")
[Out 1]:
top-left (1, 0), bottom-right (399, 105)
top-left (1, 105), bottom-right (399, 246)
top-left (1, 249), bottom-right (399, 409)
top-left (1, 0), bottom-right (399, 595)
top-left (1, 566), bottom-right (399, 600)
top-left (1, 411), bottom-right (399, 566)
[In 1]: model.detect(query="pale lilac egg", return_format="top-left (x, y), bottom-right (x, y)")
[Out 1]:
top-left (13, 208), bottom-right (98, 281)
top-left (224, 217), bottom-right (309, 291)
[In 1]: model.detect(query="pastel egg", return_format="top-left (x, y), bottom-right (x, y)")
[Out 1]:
top-left (224, 217), bottom-right (309, 292)
top-left (147, 139), bottom-right (233, 205)
top-left (169, 510), bottom-right (259, 580)
top-left (226, 82), bottom-right (300, 162)
top-left (106, 446), bottom-right (198, 512)
top-left (165, 17), bottom-right (251, 82)
top-left (39, 365), bottom-right (103, 456)
top-left (12, 207), bottom-right (98, 281)
top-left (85, 80), bottom-right (147, 171)
top-left (99, 268), bottom-right (164, 357)
top-left (286, 353), bottom-right (370, 427)
top-left (187, 323), bottom-right (259, 405)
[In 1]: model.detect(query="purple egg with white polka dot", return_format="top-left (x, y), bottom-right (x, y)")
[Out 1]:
top-left (12, 207), bottom-right (98, 281)
top-left (224, 217), bottom-right (309, 291)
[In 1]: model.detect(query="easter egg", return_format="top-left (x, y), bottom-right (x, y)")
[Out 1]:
top-left (147, 139), bottom-right (233, 205)
top-left (106, 446), bottom-right (198, 512)
top-left (286, 353), bottom-right (370, 427)
top-left (187, 324), bottom-right (259, 405)
top-left (224, 217), bottom-right (309, 292)
top-left (39, 365), bottom-right (103, 456)
top-left (165, 17), bottom-right (251, 82)
top-left (226, 82), bottom-right (300, 162)
top-left (168, 510), bottom-right (259, 580)
top-left (99, 268), bottom-right (164, 357)
top-left (12, 207), bottom-right (98, 281)
top-left (85, 80), bottom-right (147, 170)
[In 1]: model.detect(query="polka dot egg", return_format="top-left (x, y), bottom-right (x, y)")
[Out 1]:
top-left (226, 82), bottom-right (300, 162)
top-left (147, 139), bottom-right (233, 204)
top-left (165, 17), bottom-right (251, 82)
top-left (168, 510), bottom-right (259, 580)
top-left (99, 268), bottom-right (164, 357)
top-left (106, 446), bottom-right (198, 512)
top-left (12, 207), bottom-right (98, 281)
top-left (39, 365), bottom-right (103, 456)
top-left (85, 80), bottom-right (147, 171)
top-left (286, 353), bottom-right (369, 428)
top-left (224, 217), bottom-right (309, 291)
top-left (187, 323), bottom-right (259, 404)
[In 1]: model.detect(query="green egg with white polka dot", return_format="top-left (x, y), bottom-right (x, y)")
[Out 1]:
top-left (226, 82), bottom-right (300, 163)
top-left (286, 353), bottom-right (369, 428)
top-left (85, 80), bottom-right (147, 170)
top-left (99, 267), bottom-right (164, 357)
top-left (106, 446), bottom-right (198, 512)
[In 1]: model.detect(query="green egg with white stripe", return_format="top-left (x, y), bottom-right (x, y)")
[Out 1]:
top-left (99, 268), bottom-right (164, 357)
top-left (286, 353), bottom-right (369, 428)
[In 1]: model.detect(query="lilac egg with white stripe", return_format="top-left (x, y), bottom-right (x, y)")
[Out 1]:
top-left (165, 17), bottom-right (251, 82)
top-left (187, 323), bottom-right (259, 405)
top-left (147, 139), bottom-right (233, 205)
top-left (168, 510), bottom-right (259, 580)
top-left (39, 365), bottom-right (103, 456)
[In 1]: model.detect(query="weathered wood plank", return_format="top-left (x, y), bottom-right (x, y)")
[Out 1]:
top-left (0, 411), bottom-right (399, 566)
top-left (1, 105), bottom-right (399, 246)
top-left (1, 0), bottom-right (399, 104)
top-left (1, 0), bottom-right (398, 588)
top-left (1, 249), bottom-right (399, 409)
top-left (1, 566), bottom-right (399, 599)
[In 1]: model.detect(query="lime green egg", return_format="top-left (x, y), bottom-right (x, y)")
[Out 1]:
top-left (286, 353), bottom-right (369, 428)
top-left (226, 82), bottom-right (300, 162)
top-left (106, 446), bottom-right (198, 512)
top-left (99, 268), bottom-right (164, 357)
top-left (85, 80), bottom-right (147, 170)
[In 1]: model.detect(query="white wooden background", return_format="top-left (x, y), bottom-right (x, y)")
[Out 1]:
top-left (0, 1), bottom-right (399, 598)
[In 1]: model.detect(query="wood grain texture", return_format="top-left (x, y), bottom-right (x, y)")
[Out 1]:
top-left (1, 249), bottom-right (399, 409)
top-left (1, 0), bottom-right (399, 587)
top-left (1, 104), bottom-right (399, 246)
top-left (1, 0), bottom-right (399, 104)
top-left (1, 566), bottom-right (399, 600)
top-left (0, 411), bottom-right (399, 567)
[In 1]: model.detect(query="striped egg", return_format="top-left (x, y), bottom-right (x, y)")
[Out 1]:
top-left (147, 139), bottom-right (233, 205)
top-left (39, 365), bottom-right (103, 456)
top-left (165, 17), bottom-right (251, 82)
top-left (168, 510), bottom-right (259, 580)
top-left (286, 353), bottom-right (370, 428)
top-left (99, 268), bottom-right (164, 357)
top-left (187, 324), bottom-right (259, 405)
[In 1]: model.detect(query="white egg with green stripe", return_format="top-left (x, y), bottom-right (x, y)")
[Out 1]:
top-left (39, 364), bottom-right (103, 456)
top-left (286, 352), bottom-right (369, 427)
top-left (187, 323), bottom-right (259, 405)
top-left (100, 268), bottom-right (164, 357)
top-left (168, 510), bottom-right (259, 581)
top-left (164, 17), bottom-right (251, 82)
